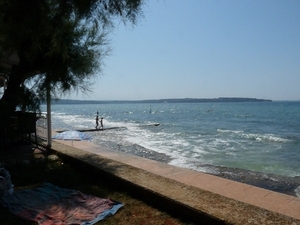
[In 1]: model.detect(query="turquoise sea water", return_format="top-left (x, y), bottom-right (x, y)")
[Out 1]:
top-left (42, 101), bottom-right (300, 196)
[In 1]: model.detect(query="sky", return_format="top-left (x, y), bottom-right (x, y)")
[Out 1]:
top-left (69, 0), bottom-right (300, 101)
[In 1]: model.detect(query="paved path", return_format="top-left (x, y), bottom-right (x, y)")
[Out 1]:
top-left (51, 139), bottom-right (300, 222)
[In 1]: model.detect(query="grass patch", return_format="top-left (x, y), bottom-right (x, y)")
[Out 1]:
top-left (0, 154), bottom-right (192, 225)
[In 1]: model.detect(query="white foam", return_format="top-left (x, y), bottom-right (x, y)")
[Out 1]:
top-left (49, 103), bottom-right (300, 180)
top-left (295, 186), bottom-right (300, 198)
top-left (217, 129), bottom-right (289, 143)
top-left (169, 157), bottom-right (199, 171)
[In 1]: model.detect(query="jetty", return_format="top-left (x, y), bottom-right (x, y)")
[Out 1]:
top-left (56, 123), bottom-right (160, 133)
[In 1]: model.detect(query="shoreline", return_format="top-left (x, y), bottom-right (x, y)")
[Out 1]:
top-left (49, 138), bottom-right (300, 223)
top-left (98, 140), bottom-right (300, 198)
top-left (51, 128), bottom-right (300, 198)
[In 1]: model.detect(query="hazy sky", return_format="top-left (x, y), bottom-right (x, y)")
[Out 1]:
top-left (69, 0), bottom-right (300, 101)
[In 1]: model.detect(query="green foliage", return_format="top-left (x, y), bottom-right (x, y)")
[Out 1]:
top-left (0, 0), bottom-right (144, 112)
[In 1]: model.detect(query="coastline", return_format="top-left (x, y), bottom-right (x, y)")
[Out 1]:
top-left (53, 132), bottom-right (300, 198)
top-left (111, 142), bottom-right (300, 198)
top-left (47, 101), bottom-right (300, 193)
top-left (51, 97), bottom-right (273, 105)
top-left (49, 138), bottom-right (300, 223)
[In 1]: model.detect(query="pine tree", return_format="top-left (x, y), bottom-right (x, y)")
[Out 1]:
top-left (0, 0), bottom-right (143, 128)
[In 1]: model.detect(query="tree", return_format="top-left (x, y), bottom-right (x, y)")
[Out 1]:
top-left (0, 0), bottom-right (144, 114)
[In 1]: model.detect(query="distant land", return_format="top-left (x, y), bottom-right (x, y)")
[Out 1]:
top-left (51, 97), bottom-right (272, 104)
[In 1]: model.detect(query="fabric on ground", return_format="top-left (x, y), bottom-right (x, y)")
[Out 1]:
top-left (0, 183), bottom-right (123, 225)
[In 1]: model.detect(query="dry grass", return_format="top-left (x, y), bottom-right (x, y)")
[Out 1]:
top-left (0, 153), bottom-right (193, 225)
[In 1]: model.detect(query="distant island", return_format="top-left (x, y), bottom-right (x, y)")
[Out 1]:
top-left (52, 97), bottom-right (272, 104)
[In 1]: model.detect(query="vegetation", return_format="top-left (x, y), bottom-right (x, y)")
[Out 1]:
top-left (0, 0), bottom-right (144, 131)
top-left (50, 97), bottom-right (273, 104)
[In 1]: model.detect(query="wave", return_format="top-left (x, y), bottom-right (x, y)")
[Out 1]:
top-left (296, 186), bottom-right (300, 198)
top-left (195, 164), bottom-right (300, 197)
top-left (91, 136), bottom-right (300, 198)
top-left (217, 129), bottom-right (289, 143)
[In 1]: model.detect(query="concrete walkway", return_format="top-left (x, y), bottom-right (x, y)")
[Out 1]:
top-left (50, 139), bottom-right (300, 224)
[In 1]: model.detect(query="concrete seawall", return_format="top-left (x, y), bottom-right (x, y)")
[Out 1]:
top-left (48, 139), bottom-right (300, 225)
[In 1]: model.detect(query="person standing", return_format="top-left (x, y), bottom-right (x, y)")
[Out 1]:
top-left (95, 115), bottom-right (99, 129)
top-left (100, 117), bottom-right (103, 130)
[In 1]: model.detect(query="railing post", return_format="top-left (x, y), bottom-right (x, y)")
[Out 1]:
top-left (46, 79), bottom-right (52, 150)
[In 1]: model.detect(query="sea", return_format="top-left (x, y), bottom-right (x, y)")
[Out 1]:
top-left (41, 101), bottom-right (300, 197)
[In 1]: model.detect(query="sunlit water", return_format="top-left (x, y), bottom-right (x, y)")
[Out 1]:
top-left (42, 101), bottom-right (300, 197)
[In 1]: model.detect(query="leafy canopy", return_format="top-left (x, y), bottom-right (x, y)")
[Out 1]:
top-left (0, 0), bottom-right (144, 112)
